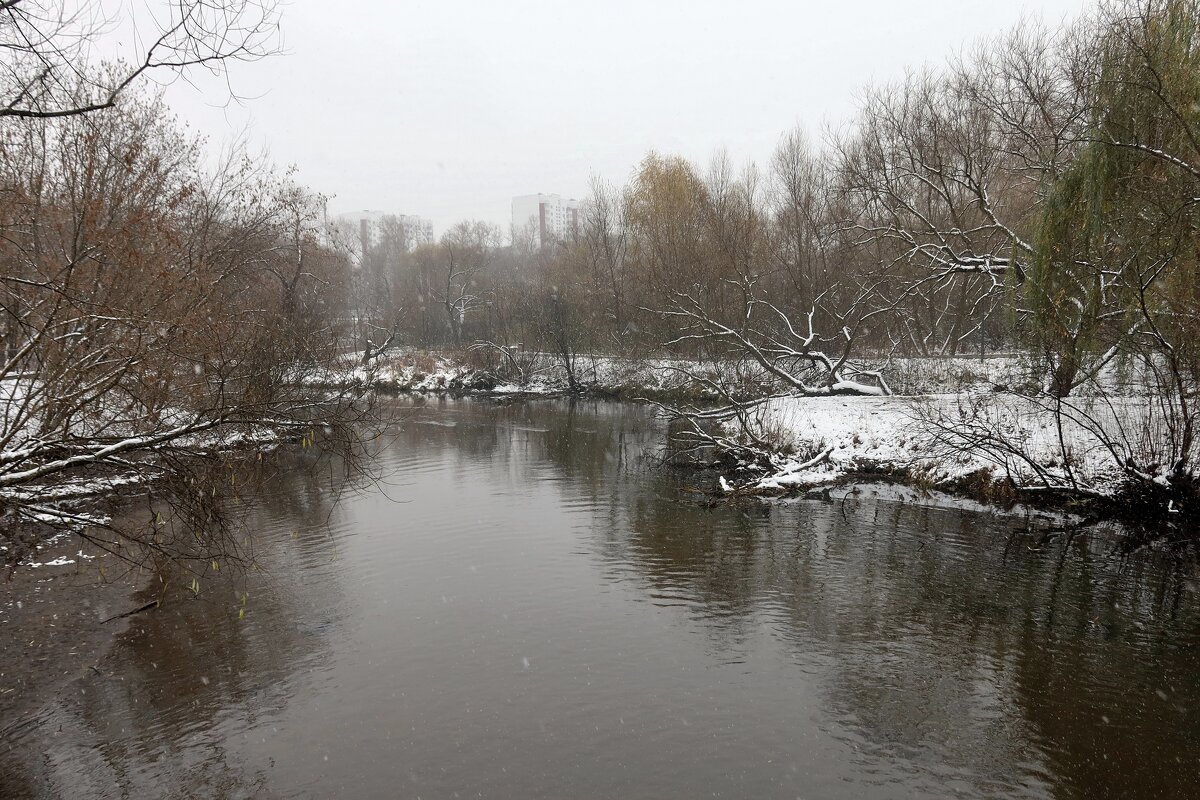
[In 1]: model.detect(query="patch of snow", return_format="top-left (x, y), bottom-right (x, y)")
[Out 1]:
top-left (716, 391), bottom-right (1156, 497)
top-left (25, 556), bottom-right (75, 568)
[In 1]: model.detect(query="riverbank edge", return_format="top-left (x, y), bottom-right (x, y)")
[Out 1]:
top-left (7, 351), bottom-right (1187, 570)
top-left (322, 350), bottom-right (1190, 540)
top-left (696, 460), bottom-right (1123, 531)
top-left (321, 369), bottom-right (1170, 538)
top-left (672, 433), bottom-right (1192, 547)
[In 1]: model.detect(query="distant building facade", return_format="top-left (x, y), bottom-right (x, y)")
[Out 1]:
top-left (334, 210), bottom-right (434, 260)
top-left (511, 193), bottom-right (580, 247)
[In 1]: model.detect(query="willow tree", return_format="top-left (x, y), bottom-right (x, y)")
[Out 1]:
top-left (1026, 0), bottom-right (1199, 478)
top-left (1026, 143), bottom-right (1116, 398)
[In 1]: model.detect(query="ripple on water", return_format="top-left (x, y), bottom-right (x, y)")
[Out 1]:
top-left (3, 398), bottom-right (1199, 800)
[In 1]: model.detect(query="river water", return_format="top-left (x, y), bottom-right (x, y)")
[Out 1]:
top-left (2, 398), bottom-right (1199, 799)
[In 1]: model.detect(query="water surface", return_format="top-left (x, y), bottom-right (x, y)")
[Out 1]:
top-left (3, 398), bottom-right (1199, 798)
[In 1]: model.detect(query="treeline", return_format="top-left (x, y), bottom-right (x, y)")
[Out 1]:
top-left (365, 0), bottom-right (1197, 405)
top-left (0, 0), bottom-right (375, 562)
top-left (0, 86), bottom-right (361, 553)
top-left (3, 0), bottom-right (1196, 548)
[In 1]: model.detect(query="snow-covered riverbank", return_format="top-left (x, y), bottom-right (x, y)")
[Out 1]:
top-left (310, 349), bottom-right (702, 399)
top-left (315, 349), bottom-right (1184, 509)
top-left (5, 347), bottom-right (1190, 565)
top-left (721, 392), bottom-right (1148, 498)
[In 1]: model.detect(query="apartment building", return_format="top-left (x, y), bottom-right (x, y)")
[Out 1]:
top-left (511, 193), bottom-right (580, 247)
top-left (334, 210), bottom-right (434, 259)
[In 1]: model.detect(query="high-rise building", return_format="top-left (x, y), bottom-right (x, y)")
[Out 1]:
top-left (511, 193), bottom-right (580, 247)
top-left (334, 210), bottom-right (434, 260)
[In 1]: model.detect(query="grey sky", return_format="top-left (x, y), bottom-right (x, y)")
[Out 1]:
top-left (159, 0), bottom-right (1091, 235)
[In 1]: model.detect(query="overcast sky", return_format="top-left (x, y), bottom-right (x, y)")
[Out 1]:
top-left (154, 0), bottom-right (1092, 235)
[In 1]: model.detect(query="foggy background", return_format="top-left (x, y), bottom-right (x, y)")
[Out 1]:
top-left (150, 0), bottom-right (1090, 234)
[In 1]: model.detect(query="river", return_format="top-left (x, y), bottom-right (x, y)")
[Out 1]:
top-left (2, 397), bottom-right (1198, 799)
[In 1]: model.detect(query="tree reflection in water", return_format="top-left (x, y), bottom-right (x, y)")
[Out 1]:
top-left (2, 398), bottom-right (1196, 799)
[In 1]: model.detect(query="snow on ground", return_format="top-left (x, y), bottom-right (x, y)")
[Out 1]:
top-left (870, 354), bottom-right (1023, 395)
top-left (739, 390), bottom-right (1161, 496)
top-left (3, 348), bottom-right (1177, 531)
top-left (5, 474), bottom-right (148, 503)
top-left (318, 349), bottom-right (1048, 401)
top-left (318, 348), bottom-right (1178, 499)
top-left (314, 349), bottom-right (697, 397)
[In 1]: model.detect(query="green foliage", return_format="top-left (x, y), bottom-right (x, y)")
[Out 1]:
top-left (1025, 0), bottom-right (1200, 397)
top-left (1028, 144), bottom-right (1113, 396)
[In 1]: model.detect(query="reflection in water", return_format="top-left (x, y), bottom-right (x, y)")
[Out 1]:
top-left (2, 398), bottom-right (1198, 799)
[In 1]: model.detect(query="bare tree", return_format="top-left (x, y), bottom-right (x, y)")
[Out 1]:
top-left (0, 89), bottom-right (361, 568)
top-left (437, 221), bottom-right (498, 346)
top-left (768, 128), bottom-right (839, 323)
top-left (580, 177), bottom-right (629, 344)
top-left (1, 0), bottom-right (280, 120)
